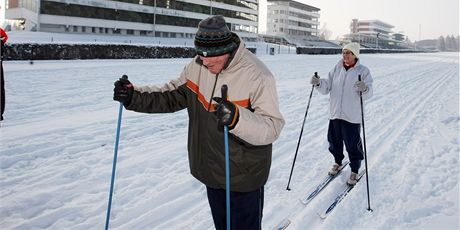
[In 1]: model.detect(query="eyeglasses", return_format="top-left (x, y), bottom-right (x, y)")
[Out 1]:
top-left (342, 51), bottom-right (353, 55)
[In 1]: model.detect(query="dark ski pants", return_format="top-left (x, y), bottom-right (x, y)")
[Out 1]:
top-left (327, 119), bottom-right (364, 173)
top-left (0, 44), bottom-right (4, 121)
top-left (0, 64), bottom-right (4, 121)
top-left (206, 186), bottom-right (264, 230)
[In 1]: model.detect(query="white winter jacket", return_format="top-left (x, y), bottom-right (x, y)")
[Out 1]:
top-left (316, 59), bottom-right (373, 124)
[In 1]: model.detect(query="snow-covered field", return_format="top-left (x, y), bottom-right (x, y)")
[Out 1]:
top-left (0, 52), bottom-right (459, 229)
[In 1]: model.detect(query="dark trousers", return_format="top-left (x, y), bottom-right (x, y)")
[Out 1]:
top-left (327, 119), bottom-right (364, 173)
top-left (0, 43), bottom-right (4, 121)
top-left (206, 186), bottom-right (264, 230)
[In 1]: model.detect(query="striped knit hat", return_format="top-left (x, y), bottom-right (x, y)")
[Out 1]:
top-left (194, 15), bottom-right (238, 57)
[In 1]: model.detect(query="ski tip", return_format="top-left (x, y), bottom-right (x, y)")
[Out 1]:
top-left (317, 212), bottom-right (327, 220)
top-left (299, 198), bottom-right (308, 205)
top-left (299, 197), bottom-right (312, 206)
top-left (275, 219), bottom-right (291, 230)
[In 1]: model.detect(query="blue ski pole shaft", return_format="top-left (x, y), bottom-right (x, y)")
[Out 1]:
top-left (105, 102), bottom-right (124, 230)
top-left (224, 125), bottom-right (230, 230)
top-left (358, 75), bottom-right (372, 212)
top-left (221, 84), bottom-right (231, 230)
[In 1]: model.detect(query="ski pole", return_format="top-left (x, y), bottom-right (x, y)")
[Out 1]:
top-left (286, 72), bottom-right (317, 191)
top-left (358, 75), bottom-right (372, 212)
top-left (105, 75), bottom-right (127, 230)
top-left (221, 84), bottom-right (231, 230)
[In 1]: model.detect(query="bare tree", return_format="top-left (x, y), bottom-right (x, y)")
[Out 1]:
top-left (437, 36), bottom-right (446, 51)
top-left (454, 35), bottom-right (460, 52)
top-left (445, 35), bottom-right (454, 51)
top-left (319, 23), bottom-right (333, 40)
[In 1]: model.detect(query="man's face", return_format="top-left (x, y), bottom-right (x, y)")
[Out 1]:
top-left (199, 54), bottom-right (230, 74)
top-left (342, 49), bottom-right (357, 66)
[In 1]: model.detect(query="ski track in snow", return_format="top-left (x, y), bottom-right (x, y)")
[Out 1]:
top-left (0, 53), bottom-right (458, 229)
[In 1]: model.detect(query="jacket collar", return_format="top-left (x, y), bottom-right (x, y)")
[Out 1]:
top-left (338, 59), bottom-right (360, 70)
top-left (224, 35), bottom-right (245, 72)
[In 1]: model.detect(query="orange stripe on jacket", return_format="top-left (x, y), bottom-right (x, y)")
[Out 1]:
top-left (233, 99), bottom-right (250, 108)
top-left (186, 80), bottom-right (250, 112)
top-left (186, 80), bottom-right (215, 111)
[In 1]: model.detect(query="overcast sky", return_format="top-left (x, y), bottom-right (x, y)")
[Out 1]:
top-left (259, 0), bottom-right (460, 41)
top-left (1, 1), bottom-right (458, 41)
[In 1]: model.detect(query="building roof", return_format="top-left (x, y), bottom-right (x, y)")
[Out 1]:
top-left (267, 0), bottom-right (320, 11)
top-left (359, 20), bottom-right (394, 28)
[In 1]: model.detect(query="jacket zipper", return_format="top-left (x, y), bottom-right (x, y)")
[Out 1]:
top-left (339, 69), bottom-right (347, 117)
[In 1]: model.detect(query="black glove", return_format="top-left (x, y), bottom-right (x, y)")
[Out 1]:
top-left (113, 75), bottom-right (134, 106)
top-left (213, 97), bottom-right (239, 130)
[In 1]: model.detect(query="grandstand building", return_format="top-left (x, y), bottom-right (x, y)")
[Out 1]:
top-left (346, 19), bottom-right (407, 48)
top-left (4, 0), bottom-right (259, 40)
top-left (265, 0), bottom-right (336, 47)
top-left (350, 19), bottom-right (394, 40)
top-left (266, 0), bottom-right (319, 38)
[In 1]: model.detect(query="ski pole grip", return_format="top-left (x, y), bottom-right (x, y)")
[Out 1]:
top-left (358, 74), bottom-right (361, 81)
top-left (221, 84), bottom-right (228, 102)
top-left (121, 74), bottom-right (128, 80)
top-left (314, 72), bottom-right (318, 77)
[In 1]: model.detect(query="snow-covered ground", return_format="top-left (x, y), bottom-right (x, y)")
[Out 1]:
top-left (0, 52), bottom-right (459, 229)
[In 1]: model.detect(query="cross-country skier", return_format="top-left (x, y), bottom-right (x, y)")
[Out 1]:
top-left (310, 42), bottom-right (373, 186)
top-left (113, 15), bottom-right (285, 230)
top-left (1, 27), bottom-right (8, 121)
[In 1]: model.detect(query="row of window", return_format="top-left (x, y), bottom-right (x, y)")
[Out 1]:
top-left (269, 28), bottom-right (313, 36)
top-left (40, 1), bottom-right (257, 25)
top-left (214, 0), bottom-right (258, 11)
top-left (270, 10), bottom-right (317, 21)
top-left (288, 20), bottom-right (314, 28)
top-left (108, 0), bottom-right (257, 12)
top-left (41, 1), bottom-right (200, 26)
top-left (358, 28), bottom-right (390, 34)
top-left (288, 11), bottom-right (316, 21)
top-left (271, 19), bottom-right (316, 29)
top-left (61, 24), bottom-right (195, 38)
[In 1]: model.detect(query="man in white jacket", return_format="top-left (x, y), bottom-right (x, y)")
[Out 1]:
top-left (310, 42), bottom-right (373, 185)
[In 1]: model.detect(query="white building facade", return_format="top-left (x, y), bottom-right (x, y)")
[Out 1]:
top-left (346, 18), bottom-right (407, 48)
top-left (350, 19), bottom-right (394, 39)
top-left (266, 0), bottom-right (319, 38)
top-left (5, 0), bottom-right (259, 40)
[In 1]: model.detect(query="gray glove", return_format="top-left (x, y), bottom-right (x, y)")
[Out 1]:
top-left (354, 80), bottom-right (368, 92)
top-left (310, 74), bottom-right (320, 86)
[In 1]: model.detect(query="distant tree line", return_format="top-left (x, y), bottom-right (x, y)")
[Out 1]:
top-left (437, 35), bottom-right (460, 51)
